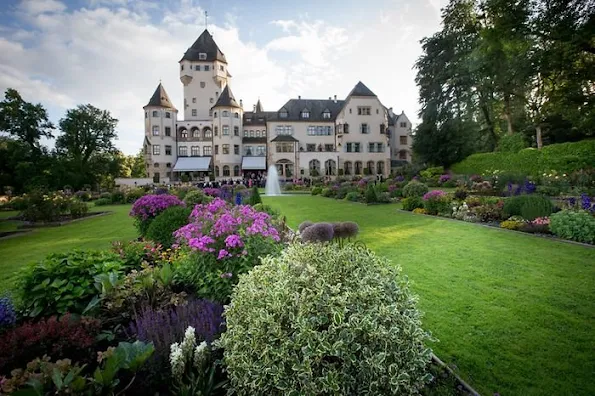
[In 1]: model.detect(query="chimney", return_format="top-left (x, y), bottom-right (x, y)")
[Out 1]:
top-left (253, 104), bottom-right (256, 112)
top-left (240, 99), bottom-right (243, 108)
top-left (298, 95), bottom-right (301, 100)
top-left (333, 95), bottom-right (337, 103)
top-left (329, 97), bottom-right (331, 100)
top-left (388, 107), bottom-right (394, 116)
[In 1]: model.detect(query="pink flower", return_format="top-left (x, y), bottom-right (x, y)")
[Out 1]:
top-left (217, 249), bottom-right (230, 260)
top-left (423, 190), bottom-right (446, 200)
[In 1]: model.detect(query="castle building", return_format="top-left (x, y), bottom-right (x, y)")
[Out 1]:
top-left (143, 29), bottom-right (412, 182)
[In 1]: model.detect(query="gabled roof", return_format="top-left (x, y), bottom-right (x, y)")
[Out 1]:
top-left (212, 85), bottom-right (241, 109)
top-left (180, 29), bottom-right (227, 63)
top-left (145, 83), bottom-right (176, 109)
top-left (347, 81), bottom-right (377, 97)
top-left (270, 99), bottom-right (345, 122)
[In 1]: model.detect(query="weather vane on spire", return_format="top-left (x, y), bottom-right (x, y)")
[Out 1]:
top-left (205, 11), bottom-right (208, 31)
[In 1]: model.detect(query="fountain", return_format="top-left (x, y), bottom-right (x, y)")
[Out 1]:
top-left (265, 165), bottom-right (281, 196)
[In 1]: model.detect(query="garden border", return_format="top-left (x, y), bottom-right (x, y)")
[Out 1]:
top-left (431, 353), bottom-right (481, 396)
top-left (397, 210), bottom-right (594, 248)
top-left (14, 211), bottom-right (113, 229)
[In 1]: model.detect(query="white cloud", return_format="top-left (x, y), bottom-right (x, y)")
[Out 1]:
top-left (1, 0), bottom-right (443, 154)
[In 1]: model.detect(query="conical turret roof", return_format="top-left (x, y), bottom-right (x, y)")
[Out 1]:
top-left (145, 83), bottom-right (176, 109)
top-left (212, 85), bottom-right (241, 109)
top-left (180, 29), bottom-right (227, 63)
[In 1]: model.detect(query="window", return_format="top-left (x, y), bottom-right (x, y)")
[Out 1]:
top-left (191, 146), bottom-right (200, 156)
top-left (347, 143), bottom-right (361, 153)
top-left (324, 144), bottom-right (334, 152)
top-left (355, 142), bottom-right (361, 152)
top-left (214, 112), bottom-right (217, 118)
top-left (309, 159), bottom-right (321, 174)
top-left (192, 109), bottom-right (197, 117)
top-left (180, 128), bottom-right (188, 138)
top-left (257, 145), bottom-right (265, 156)
top-left (376, 108), bottom-right (379, 114)
top-left (325, 159), bottom-right (336, 176)
top-left (195, 65), bottom-right (200, 71)
top-left (377, 161), bottom-right (385, 175)
top-left (234, 112), bottom-right (239, 118)
top-left (323, 110), bottom-right (331, 119)
top-left (344, 123), bottom-right (350, 134)
top-left (234, 165), bottom-right (240, 177)
top-left (192, 128), bottom-right (200, 138)
top-left (166, 163), bottom-right (171, 168)
top-left (203, 128), bottom-right (212, 138)
top-left (361, 123), bottom-right (369, 134)
top-left (215, 145), bottom-right (219, 154)
top-left (220, 65), bottom-right (225, 71)
top-left (152, 111), bottom-right (158, 117)
top-left (222, 144), bottom-right (230, 154)
top-left (192, 97), bottom-right (196, 103)
top-left (223, 165), bottom-right (230, 176)
top-left (145, 112), bottom-right (147, 119)
top-left (234, 126), bottom-right (239, 136)
top-left (243, 130), bottom-right (248, 137)
top-left (222, 111), bottom-right (229, 117)
top-left (199, 53), bottom-right (207, 60)
top-left (306, 144), bottom-right (315, 152)
top-left (355, 161), bottom-right (363, 175)
top-left (400, 136), bottom-right (408, 145)
top-left (250, 130), bottom-right (254, 137)
top-left (152, 145), bottom-right (160, 155)
top-left (204, 65), bottom-right (210, 71)
top-left (276, 143), bottom-right (294, 153)
top-left (214, 126), bottom-right (218, 136)
top-left (165, 127), bottom-right (171, 136)
top-left (307, 126), bottom-right (332, 136)
top-left (344, 161), bottom-right (352, 175)
top-left (279, 109), bottom-right (288, 118)
top-left (165, 112), bottom-right (171, 118)
top-left (154, 172), bottom-right (160, 182)
top-left (376, 143), bottom-right (384, 152)
top-left (210, 98), bottom-right (214, 103)
top-left (274, 125), bottom-right (293, 135)
top-left (358, 107), bottom-right (371, 116)
top-left (200, 82), bottom-right (205, 88)
top-left (399, 150), bottom-right (407, 160)
top-left (368, 143), bottom-right (377, 153)
top-left (222, 126), bottom-right (229, 135)
top-left (165, 145), bottom-right (172, 155)
top-left (215, 166), bottom-right (219, 176)
top-left (181, 64), bottom-right (184, 71)
top-left (203, 146), bottom-right (212, 156)
top-left (380, 124), bottom-right (386, 134)
top-left (152, 125), bottom-right (159, 136)
top-left (400, 122), bottom-right (407, 128)
top-left (301, 109), bottom-right (310, 119)
top-left (367, 160), bottom-right (375, 173)
top-left (234, 145), bottom-right (239, 155)
top-left (244, 146), bottom-right (253, 156)
top-left (178, 146), bottom-right (187, 156)
top-left (349, 108), bottom-right (352, 114)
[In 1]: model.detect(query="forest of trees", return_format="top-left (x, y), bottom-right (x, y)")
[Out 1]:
top-left (413, 0), bottom-right (594, 166)
top-left (0, 89), bottom-right (146, 194)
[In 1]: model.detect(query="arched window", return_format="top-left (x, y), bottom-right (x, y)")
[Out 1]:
top-left (223, 165), bottom-right (230, 176)
top-left (203, 127), bottom-right (212, 138)
top-left (214, 126), bottom-right (218, 136)
top-left (234, 112), bottom-right (239, 118)
top-left (191, 127), bottom-right (200, 138)
top-left (367, 161), bottom-right (375, 174)
top-left (234, 126), bottom-right (239, 136)
top-left (325, 159), bottom-right (336, 176)
top-left (154, 163), bottom-right (159, 168)
top-left (309, 159), bottom-right (321, 174)
top-left (179, 127), bottom-right (188, 138)
top-left (276, 159), bottom-right (294, 178)
top-left (214, 112), bottom-right (218, 118)
top-left (166, 162), bottom-right (171, 168)
top-left (222, 110), bottom-right (229, 117)
top-left (377, 161), bottom-right (385, 175)
top-left (250, 130), bottom-right (254, 137)
top-left (354, 161), bottom-right (363, 175)
top-left (214, 166), bottom-right (219, 177)
top-left (344, 161), bottom-right (352, 176)
top-left (233, 165), bottom-right (240, 177)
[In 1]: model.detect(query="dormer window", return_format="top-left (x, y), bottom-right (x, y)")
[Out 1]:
top-left (301, 109), bottom-right (310, 119)
top-left (322, 110), bottom-right (331, 119)
top-left (199, 53), bottom-right (207, 60)
top-left (222, 110), bottom-right (229, 117)
top-left (279, 109), bottom-right (288, 118)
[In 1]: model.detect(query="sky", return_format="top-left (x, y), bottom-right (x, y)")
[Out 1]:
top-left (0, 0), bottom-right (448, 154)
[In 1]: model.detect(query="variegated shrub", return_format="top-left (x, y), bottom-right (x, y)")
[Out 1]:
top-left (222, 243), bottom-right (433, 395)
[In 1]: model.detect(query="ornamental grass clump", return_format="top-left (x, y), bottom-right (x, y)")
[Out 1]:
top-left (130, 194), bottom-right (185, 237)
top-left (298, 220), bottom-right (314, 233)
top-left (300, 222), bottom-right (334, 243)
top-left (173, 198), bottom-right (282, 302)
top-left (222, 243), bottom-right (433, 395)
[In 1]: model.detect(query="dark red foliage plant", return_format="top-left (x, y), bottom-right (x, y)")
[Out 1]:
top-left (0, 313), bottom-right (101, 374)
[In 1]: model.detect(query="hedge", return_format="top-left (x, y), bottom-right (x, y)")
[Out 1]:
top-left (451, 139), bottom-right (595, 177)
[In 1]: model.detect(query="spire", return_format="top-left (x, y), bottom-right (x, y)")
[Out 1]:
top-left (347, 81), bottom-right (377, 97)
top-left (180, 29), bottom-right (227, 63)
top-left (212, 85), bottom-right (241, 108)
top-left (145, 82), bottom-right (176, 109)
top-left (255, 98), bottom-right (263, 113)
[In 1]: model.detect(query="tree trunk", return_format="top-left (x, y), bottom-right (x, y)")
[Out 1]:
top-left (504, 95), bottom-right (513, 135)
top-left (536, 125), bottom-right (543, 149)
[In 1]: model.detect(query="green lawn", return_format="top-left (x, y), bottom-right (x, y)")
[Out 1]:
top-left (263, 195), bottom-right (595, 396)
top-left (0, 205), bottom-right (136, 290)
top-left (1, 197), bottom-right (593, 395)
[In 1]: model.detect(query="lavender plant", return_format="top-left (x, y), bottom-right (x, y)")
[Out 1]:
top-left (0, 295), bottom-right (16, 330)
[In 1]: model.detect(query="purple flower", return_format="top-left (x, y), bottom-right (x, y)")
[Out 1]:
top-left (439, 174), bottom-right (451, 183)
top-left (394, 175), bottom-right (405, 182)
top-left (0, 296), bottom-right (16, 328)
top-left (225, 234), bottom-right (244, 248)
top-left (129, 194), bottom-right (184, 221)
top-left (217, 249), bottom-right (230, 260)
top-left (220, 272), bottom-right (233, 279)
top-left (422, 190), bottom-right (446, 200)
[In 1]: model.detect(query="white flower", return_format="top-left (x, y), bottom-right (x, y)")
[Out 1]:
top-left (193, 341), bottom-right (209, 369)
top-left (181, 326), bottom-right (197, 358)
top-left (169, 343), bottom-right (185, 379)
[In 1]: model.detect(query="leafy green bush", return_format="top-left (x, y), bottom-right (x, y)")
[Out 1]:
top-left (403, 181), bottom-right (429, 198)
top-left (70, 200), bottom-right (89, 218)
top-left (364, 184), bottom-right (379, 203)
top-left (345, 191), bottom-right (361, 202)
top-left (452, 139), bottom-right (595, 178)
top-left (496, 133), bottom-right (527, 153)
top-left (111, 190), bottom-right (126, 204)
top-left (503, 195), bottom-right (553, 220)
top-left (20, 191), bottom-right (72, 222)
top-left (145, 206), bottom-right (192, 248)
top-left (248, 186), bottom-right (262, 206)
top-left (422, 191), bottom-right (452, 216)
top-left (125, 188), bottom-right (145, 203)
top-left (550, 210), bottom-right (595, 244)
top-left (536, 185), bottom-right (561, 196)
top-left (183, 190), bottom-right (212, 206)
top-left (94, 198), bottom-right (111, 206)
top-left (377, 192), bottom-right (391, 203)
top-left (420, 166), bottom-right (444, 179)
top-left (311, 186), bottom-right (322, 195)
top-left (402, 196), bottom-right (424, 211)
top-left (17, 250), bottom-right (125, 318)
top-left (222, 243), bottom-right (432, 395)
top-left (321, 188), bottom-right (334, 197)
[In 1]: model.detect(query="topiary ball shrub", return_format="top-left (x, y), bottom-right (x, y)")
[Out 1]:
top-left (403, 181), bottom-right (429, 198)
top-left (93, 197), bottom-right (111, 206)
top-left (402, 196), bottom-right (424, 211)
top-left (550, 210), bottom-right (595, 244)
top-left (111, 190), bottom-right (126, 204)
top-left (183, 190), bottom-right (212, 207)
top-left (145, 206), bottom-right (192, 248)
top-left (222, 243), bottom-right (433, 395)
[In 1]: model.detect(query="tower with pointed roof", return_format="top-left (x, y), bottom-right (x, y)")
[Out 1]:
top-left (143, 83), bottom-right (178, 182)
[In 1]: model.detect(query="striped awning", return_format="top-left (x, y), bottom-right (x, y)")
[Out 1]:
top-left (242, 156), bottom-right (266, 170)
top-left (173, 156), bottom-right (211, 171)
